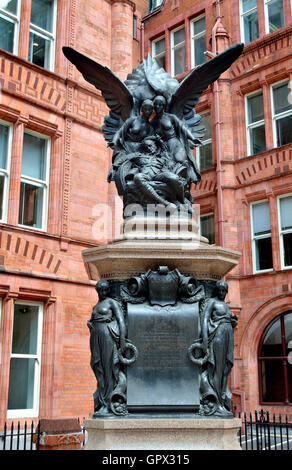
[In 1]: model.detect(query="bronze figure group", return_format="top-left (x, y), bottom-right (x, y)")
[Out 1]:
top-left (63, 42), bottom-right (244, 418)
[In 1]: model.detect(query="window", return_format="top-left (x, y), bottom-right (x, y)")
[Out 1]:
top-left (149, 0), bottom-right (163, 11)
top-left (133, 15), bottom-right (137, 40)
top-left (239, 0), bottom-right (259, 43)
top-left (0, 121), bottom-right (12, 222)
top-left (259, 312), bottom-right (292, 404)
top-left (18, 131), bottom-right (50, 231)
top-left (271, 81), bottom-right (292, 148)
top-left (278, 195), bottom-right (292, 269)
top-left (245, 91), bottom-right (266, 155)
top-left (264, 0), bottom-right (284, 33)
top-left (197, 111), bottom-right (212, 170)
top-left (190, 15), bottom-right (206, 68)
top-left (0, 0), bottom-right (20, 54)
top-left (171, 26), bottom-right (185, 77)
top-left (7, 302), bottom-right (43, 418)
top-left (251, 201), bottom-right (273, 272)
top-left (152, 36), bottom-right (166, 69)
top-left (28, 0), bottom-right (57, 71)
top-left (200, 213), bottom-right (215, 244)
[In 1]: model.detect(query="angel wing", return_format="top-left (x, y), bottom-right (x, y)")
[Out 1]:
top-left (169, 43), bottom-right (244, 139)
top-left (62, 47), bottom-right (134, 145)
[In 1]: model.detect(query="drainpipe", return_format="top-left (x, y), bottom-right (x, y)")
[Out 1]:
top-left (212, 0), bottom-right (225, 247)
top-left (140, 20), bottom-right (145, 63)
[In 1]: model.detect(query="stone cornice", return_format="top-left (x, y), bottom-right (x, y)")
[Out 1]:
top-left (110, 0), bottom-right (136, 12)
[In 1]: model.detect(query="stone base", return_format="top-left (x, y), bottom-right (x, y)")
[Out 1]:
top-left (82, 214), bottom-right (241, 282)
top-left (83, 416), bottom-right (242, 450)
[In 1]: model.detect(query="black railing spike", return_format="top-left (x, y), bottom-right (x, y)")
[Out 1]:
top-left (30, 421), bottom-right (34, 450)
top-left (24, 421), bottom-right (27, 450)
top-left (249, 412), bottom-right (254, 450)
top-left (279, 414), bottom-right (283, 450)
top-left (3, 422), bottom-right (7, 451)
top-left (36, 421), bottom-right (40, 450)
top-left (16, 422), bottom-right (20, 450)
top-left (286, 415), bottom-right (290, 451)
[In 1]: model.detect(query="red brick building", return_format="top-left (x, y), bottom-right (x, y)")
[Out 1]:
top-left (0, 0), bottom-right (291, 429)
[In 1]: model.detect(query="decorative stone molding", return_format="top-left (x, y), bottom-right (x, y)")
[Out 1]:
top-left (0, 229), bottom-right (62, 274)
top-left (82, 237), bottom-right (241, 282)
top-left (110, 0), bottom-right (136, 11)
top-left (235, 146), bottom-right (292, 188)
top-left (33, 418), bottom-right (84, 451)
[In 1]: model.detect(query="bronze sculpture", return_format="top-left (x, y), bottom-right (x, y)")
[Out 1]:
top-left (63, 44), bottom-right (244, 216)
top-left (189, 280), bottom-right (238, 416)
top-left (63, 43), bottom-right (244, 417)
top-left (87, 280), bottom-right (137, 416)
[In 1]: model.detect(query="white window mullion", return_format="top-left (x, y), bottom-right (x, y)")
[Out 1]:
top-left (245, 90), bottom-right (266, 156)
top-left (7, 302), bottom-right (44, 419)
top-left (251, 200), bottom-right (273, 273)
top-left (190, 15), bottom-right (206, 68)
top-left (171, 25), bottom-right (185, 77)
top-left (0, 120), bottom-right (12, 223)
top-left (239, 0), bottom-right (259, 43)
top-left (278, 194), bottom-right (292, 269)
top-left (29, 0), bottom-right (57, 71)
top-left (264, 0), bottom-right (285, 34)
top-left (0, 0), bottom-right (20, 55)
top-left (271, 80), bottom-right (292, 148)
top-left (19, 131), bottom-right (50, 231)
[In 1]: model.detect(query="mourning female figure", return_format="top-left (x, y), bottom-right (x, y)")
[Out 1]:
top-left (151, 95), bottom-right (201, 185)
top-left (199, 280), bottom-right (238, 416)
top-left (87, 280), bottom-right (126, 416)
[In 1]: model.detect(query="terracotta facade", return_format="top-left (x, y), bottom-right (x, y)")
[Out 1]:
top-left (0, 0), bottom-right (291, 429)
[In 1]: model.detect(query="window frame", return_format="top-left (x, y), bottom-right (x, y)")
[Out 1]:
top-left (258, 311), bottom-right (292, 405)
top-left (18, 129), bottom-right (51, 232)
top-left (149, 0), bottom-right (163, 12)
top-left (7, 300), bottom-right (44, 419)
top-left (244, 89), bottom-right (266, 156)
top-left (277, 193), bottom-right (292, 270)
top-left (196, 110), bottom-right (212, 170)
top-left (270, 79), bottom-right (292, 149)
top-left (190, 14), bottom-right (206, 69)
top-left (170, 24), bottom-right (185, 77)
top-left (250, 199), bottom-right (273, 274)
top-left (199, 212), bottom-right (215, 245)
top-left (152, 34), bottom-right (166, 68)
top-left (0, 119), bottom-right (13, 224)
top-left (0, 0), bottom-right (21, 55)
top-left (264, 0), bottom-right (285, 34)
top-left (28, 0), bottom-right (57, 72)
top-left (239, 0), bottom-right (259, 43)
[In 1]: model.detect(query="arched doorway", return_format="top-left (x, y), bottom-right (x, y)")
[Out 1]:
top-left (258, 312), bottom-right (292, 404)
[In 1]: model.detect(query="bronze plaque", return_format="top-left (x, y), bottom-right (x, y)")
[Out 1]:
top-left (127, 301), bottom-right (200, 411)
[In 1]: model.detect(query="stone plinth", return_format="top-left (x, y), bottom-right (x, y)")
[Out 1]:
top-left (82, 214), bottom-right (241, 281)
top-left (82, 239), bottom-right (241, 282)
top-left (83, 416), bottom-right (242, 450)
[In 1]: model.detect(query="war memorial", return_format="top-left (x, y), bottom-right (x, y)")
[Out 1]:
top-left (63, 42), bottom-right (244, 450)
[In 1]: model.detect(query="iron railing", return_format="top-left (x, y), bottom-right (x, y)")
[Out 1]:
top-left (236, 410), bottom-right (292, 450)
top-left (0, 421), bottom-right (40, 450)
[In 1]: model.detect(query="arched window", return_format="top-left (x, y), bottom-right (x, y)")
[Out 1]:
top-left (258, 312), bottom-right (292, 404)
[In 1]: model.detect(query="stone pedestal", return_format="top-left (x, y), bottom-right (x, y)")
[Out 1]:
top-left (82, 214), bottom-right (242, 450)
top-left (82, 214), bottom-right (241, 282)
top-left (83, 416), bottom-right (242, 450)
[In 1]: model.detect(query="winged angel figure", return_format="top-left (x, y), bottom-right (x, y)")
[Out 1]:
top-left (63, 44), bottom-right (243, 216)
